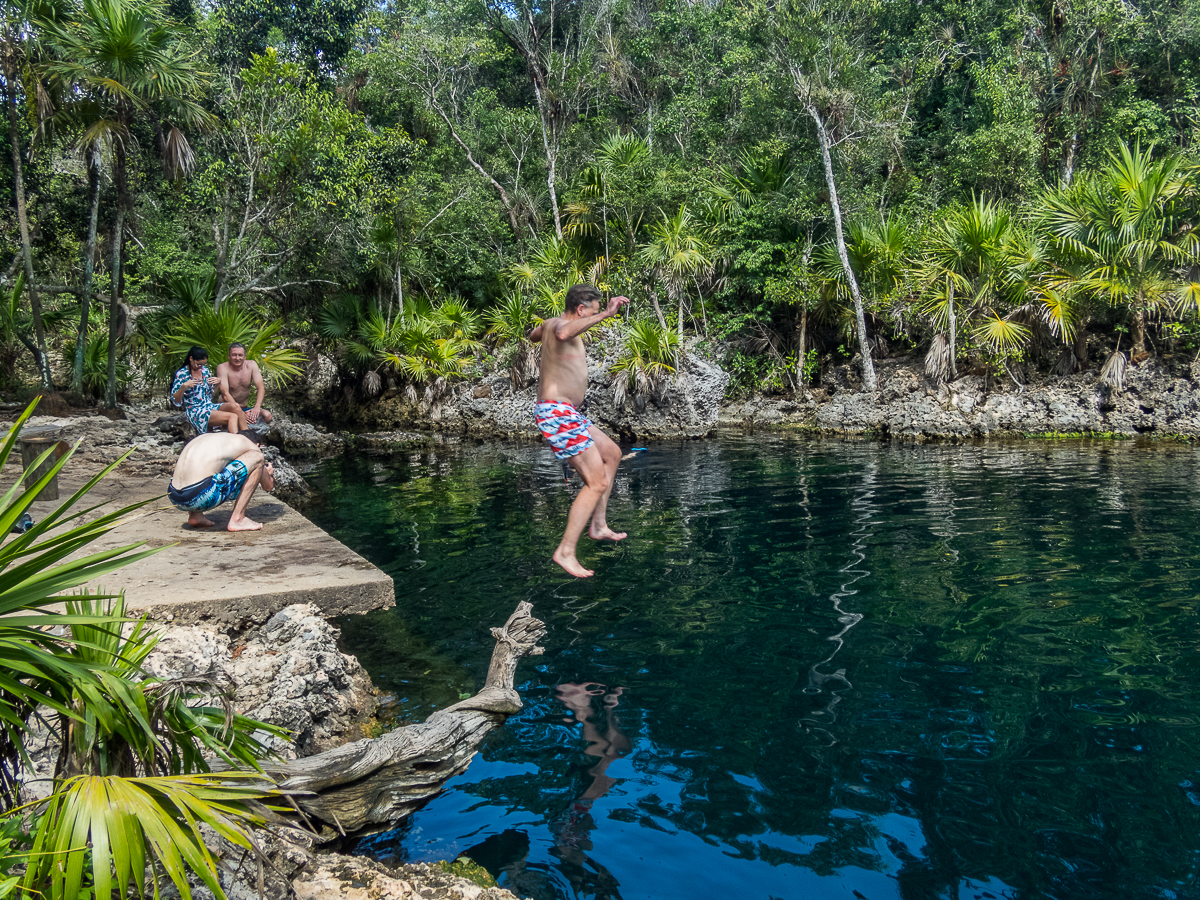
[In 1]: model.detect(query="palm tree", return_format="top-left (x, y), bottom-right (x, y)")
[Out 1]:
top-left (504, 234), bottom-right (589, 312)
top-left (635, 205), bottom-right (714, 340)
top-left (911, 197), bottom-right (1022, 382)
top-left (485, 292), bottom-right (542, 388)
top-left (702, 148), bottom-right (793, 224)
top-left (38, 0), bottom-right (214, 407)
top-left (565, 132), bottom-right (653, 260)
top-left (1041, 142), bottom-right (1200, 357)
top-left (813, 218), bottom-right (911, 349)
top-left (1, 0), bottom-right (60, 389)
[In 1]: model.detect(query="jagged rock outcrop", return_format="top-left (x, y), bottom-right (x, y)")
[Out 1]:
top-left (267, 419), bottom-right (349, 457)
top-left (719, 354), bottom-right (1200, 439)
top-left (144, 604), bottom-right (377, 758)
top-left (161, 827), bottom-right (526, 900)
top-left (342, 334), bottom-right (730, 440)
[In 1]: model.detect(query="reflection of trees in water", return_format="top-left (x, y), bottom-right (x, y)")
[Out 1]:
top-left (318, 440), bottom-right (1200, 899)
top-left (797, 458), bottom-right (875, 746)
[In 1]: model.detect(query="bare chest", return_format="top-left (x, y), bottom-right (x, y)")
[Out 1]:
top-left (225, 366), bottom-right (253, 390)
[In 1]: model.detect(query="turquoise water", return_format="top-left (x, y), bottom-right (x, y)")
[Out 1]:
top-left (307, 438), bottom-right (1200, 900)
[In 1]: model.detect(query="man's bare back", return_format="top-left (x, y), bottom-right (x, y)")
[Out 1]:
top-left (536, 315), bottom-right (590, 406)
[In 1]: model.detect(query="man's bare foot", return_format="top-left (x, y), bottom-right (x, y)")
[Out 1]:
top-left (553, 547), bottom-right (594, 578)
top-left (187, 513), bottom-right (215, 528)
top-left (589, 526), bottom-right (627, 542)
top-left (227, 517), bottom-right (263, 532)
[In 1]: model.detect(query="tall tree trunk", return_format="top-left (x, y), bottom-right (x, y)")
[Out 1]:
top-left (806, 102), bottom-right (876, 391)
top-left (796, 303), bottom-right (808, 386)
top-left (947, 278), bottom-right (957, 378)
top-left (74, 143), bottom-right (102, 394)
top-left (1073, 320), bottom-right (1089, 367)
top-left (5, 68), bottom-right (51, 389)
top-left (532, 80), bottom-right (563, 241)
top-left (105, 142), bottom-right (128, 409)
top-left (650, 288), bottom-right (668, 331)
top-left (677, 289), bottom-right (684, 341)
top-left (1131, 303), bottom-right (1146, 356)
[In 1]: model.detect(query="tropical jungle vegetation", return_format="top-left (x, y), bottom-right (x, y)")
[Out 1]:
top-left (0, 399), bottom-right (287, 900)
top-left (0, 0), bottom-right (1198, 401)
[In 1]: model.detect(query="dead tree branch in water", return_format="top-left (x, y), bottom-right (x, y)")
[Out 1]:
top-left (262, 601), bottom-right (546, 835)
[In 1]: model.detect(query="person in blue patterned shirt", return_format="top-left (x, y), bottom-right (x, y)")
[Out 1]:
top-left (169, 346), bottom-right (247, 434)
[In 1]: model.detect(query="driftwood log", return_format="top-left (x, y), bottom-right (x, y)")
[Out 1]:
top-left (262, 602), bottom-right (546, 835)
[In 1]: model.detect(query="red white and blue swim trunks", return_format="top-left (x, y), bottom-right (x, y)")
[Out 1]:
top-left (535, 401), bottom-right (594, 460)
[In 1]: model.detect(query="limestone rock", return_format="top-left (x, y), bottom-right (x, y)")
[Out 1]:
top-left (353, 430), bottom-right (428, 451)
top-left (143, 605), bottom-right (377, 758)
top-left (293, 858), bottom-right (524, 900)
top-left (228, 605), bottom-right (377, 757)
top-left (268, 420), bottom-right (348, 457)
top-left (304, 354), bottom-right (339, 405)
top-left (262, 445), bottom-right (309, 505)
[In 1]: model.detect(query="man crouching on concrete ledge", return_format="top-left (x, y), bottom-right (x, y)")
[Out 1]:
top-left (168, 432), bottom-right (274, 531)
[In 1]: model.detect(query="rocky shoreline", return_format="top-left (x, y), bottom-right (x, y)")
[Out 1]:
top-left (283, 349), bottom-right (1200, 444)
top-left (1, 408), bottom-right (527, 900)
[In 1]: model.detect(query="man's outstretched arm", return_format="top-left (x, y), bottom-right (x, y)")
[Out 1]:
top-left (554, 297), bottom-right (629, 341)
top-left (527, 322), bottom-right (544, 342)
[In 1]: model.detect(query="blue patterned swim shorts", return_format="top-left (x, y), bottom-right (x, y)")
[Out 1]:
top-left (535, 401), bottom-right (594, 459)
top-left (167, 459), bottom-right (249, 512)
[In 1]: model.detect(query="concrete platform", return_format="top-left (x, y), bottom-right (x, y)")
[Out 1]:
top-left (18, 472), bottom-right (395, 632)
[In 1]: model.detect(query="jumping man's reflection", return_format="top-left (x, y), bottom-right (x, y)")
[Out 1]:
top-left (549, 682), bottom-right (632, 899)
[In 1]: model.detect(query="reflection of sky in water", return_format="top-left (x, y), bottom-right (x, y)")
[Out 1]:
top-left (392, 756), bottom-right (974, 900)
top-left (315, 438), bottom-right (1200, 900)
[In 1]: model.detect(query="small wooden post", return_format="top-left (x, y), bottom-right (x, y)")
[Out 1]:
top-left (19, 429), bottom-right (68, 502)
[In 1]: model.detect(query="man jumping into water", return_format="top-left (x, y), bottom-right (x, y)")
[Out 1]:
top-left (529, 284), bottom-right (629, 577)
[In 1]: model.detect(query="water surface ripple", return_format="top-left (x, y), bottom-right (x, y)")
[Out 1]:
top-left (308, 438), bottom-right (1200, 900)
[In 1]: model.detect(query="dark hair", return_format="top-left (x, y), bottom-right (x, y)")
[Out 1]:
top-left (565, 283), bottom-right (601, 314)
top-left (183, 346), bottom-right (208, 370)
top-left (229, 342), bottom-right (246, 353)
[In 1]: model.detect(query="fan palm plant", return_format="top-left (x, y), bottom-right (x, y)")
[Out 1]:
top-left (635, 206), bottom-right (714, 339)
top-left (1040, 142), bottom-right (1200, 357)
top-left (64, 327), bottom-right (129, 397)
top-left (165, 304), bottom-right (304, 384)
top-left (702, 148), bottom-right (793, 224)
top-left (911, 197), bottom-right (1029, 381)
top-left (505, 235), bottom-right (590, 309)
top-left (430, 297), bottom-right (483, 354)
top-left (37, 0), bottom-right (216, 407)
top-left (565, 132), bottom-right (653, 259)
top-left (610, 319), bottom-right (678, 407)
top-left (485, 293), bottom-right (542, 388)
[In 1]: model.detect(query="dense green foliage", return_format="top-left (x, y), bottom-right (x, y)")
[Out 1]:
top-left (0, 401), bottom-right (286, 899)
top-left (1, 0), bottom-right (1198, 398)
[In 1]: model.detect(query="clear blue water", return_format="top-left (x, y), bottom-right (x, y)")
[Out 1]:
top-left (305, 437), bottom-right (1200, 900)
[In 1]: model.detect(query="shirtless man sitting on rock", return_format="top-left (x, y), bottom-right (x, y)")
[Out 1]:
top-left (217, 342), bottom-right (272, 426)
top-left (528, 283), bottom-right (630, 578)
top-left (168, 431), bottom-right (274, 531)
